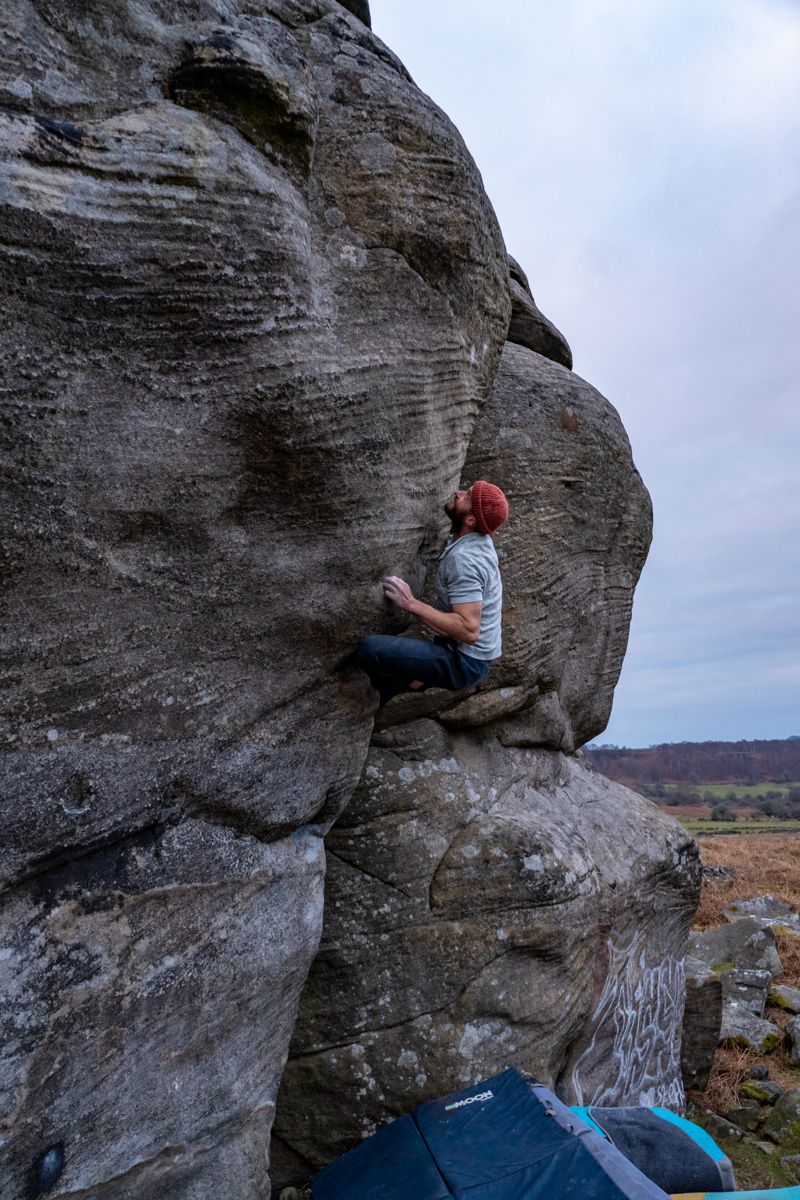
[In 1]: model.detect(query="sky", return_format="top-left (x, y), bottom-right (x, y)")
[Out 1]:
top-left (372, 0), bottom-right (800, 747)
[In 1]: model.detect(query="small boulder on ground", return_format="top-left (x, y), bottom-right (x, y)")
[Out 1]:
top-left (781, 1154), bottom-right (800, 1182)
top-left (703, 865), bottom-right (736, 886)
top-left (788, 1016), bottom-right (800, 1066)
top-left (727, 1099), bottom-right (763, 1132)
top-left (740, 1080), bottom-right (784, 1105)
top-left (764, 1089), bottom-right (800, 1150)
top-left (720, 1005), bottom-right (782, 1054)
top-left (724, 896), bottom-right (800, 938)
top-left (723, 968), bottom-right (773, 1017)
top-left (688, 917), bottom-right (783, 976)
top-left (692, 1106), bottom-right (744, 1143)
top-left (770, 983), bottom-right (800, 1014)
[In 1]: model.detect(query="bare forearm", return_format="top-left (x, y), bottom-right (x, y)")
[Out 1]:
top-left (409, 598), bottom-right (475, 643)
top-left (382, 575), bottom-right (481, 644)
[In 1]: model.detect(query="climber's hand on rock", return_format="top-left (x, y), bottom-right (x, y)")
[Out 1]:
top-left (383, 575), bottom-right (415, 611)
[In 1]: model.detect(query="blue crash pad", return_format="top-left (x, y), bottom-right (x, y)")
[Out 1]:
top-left (312, 1067), bottom-right (669, 1200)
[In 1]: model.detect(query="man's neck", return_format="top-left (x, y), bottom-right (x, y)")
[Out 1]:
top-left (450, 521), bottom-right (479, 540)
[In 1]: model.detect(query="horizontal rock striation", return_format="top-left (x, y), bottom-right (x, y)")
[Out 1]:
top-left (373, 337), bottom-right (652, 751)
top-left (1, 1), bottom-right (510, 1196)
top-left (459, 340), bottom-right (652, 749)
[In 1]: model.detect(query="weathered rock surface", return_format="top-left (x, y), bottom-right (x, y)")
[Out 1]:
top-left (375, 340), bottom-right (653, 750)
top-left (723, 968), bottom-right (772, 1017)
top-left (1, 824), bottom-right (325, 1198)
top-left (724, 896), bottom-right (800, 937)
top-left (271, 727), bottom-right (700, 1183)
top-left (688, 918), bottom-right (783, 977)
top-left (1, 2), bottom-right (511, 1195)
top-left (464, 342), bottom-right (652, 748)
top-left (681, 956), bottom-right (723, 1091)
top-left (728, 1099), bottom-right (764, 1132)
top-left (721, 1008), bottom-right (782, 1054)
top-left (770, 983), bottom-right (800, 1013)
top-left (507, 254), bottom-right (573, 368)
top-left (764, 1089), bottom-right (800, 1150)
top-left (1, 0), bottom-right (509, 887)
top-left (789, 1017), bottom-right (800, 1065)
top-left (688, 922), bottom-right (785, 1056)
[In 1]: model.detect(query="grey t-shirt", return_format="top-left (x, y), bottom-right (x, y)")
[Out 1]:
top-left (436, 532), bottom-right (503, 660)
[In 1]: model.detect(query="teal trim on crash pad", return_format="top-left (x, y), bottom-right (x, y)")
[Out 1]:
top-left (650, 1106), bottom-right (729, 1163)
top-left (568, 1107), bottom-right (607, 1139)
top-left (700, 1190), bottom-right (800, 1200)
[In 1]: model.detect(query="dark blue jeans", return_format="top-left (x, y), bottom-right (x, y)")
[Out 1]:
top-left (355, 634), bottom-right (490, 706)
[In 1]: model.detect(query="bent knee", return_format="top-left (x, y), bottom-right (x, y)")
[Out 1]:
top-left (355, 634), bottom-right (384, 667)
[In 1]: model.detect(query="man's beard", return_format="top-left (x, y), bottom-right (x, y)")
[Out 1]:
top-left (444, 497), bottom-right (465, 535)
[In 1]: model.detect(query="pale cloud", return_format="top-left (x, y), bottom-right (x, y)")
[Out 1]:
top-left (374, 0), bottom-right (800, 745)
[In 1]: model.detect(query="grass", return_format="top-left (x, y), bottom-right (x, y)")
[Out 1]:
top-left (694, 833), bottom-right (800, 928)
top-left (664, 781), bottom-right (800, 799)
top-left (725, 1136), bottom-right (800, 1189)
top-left (683, 818), bottom-right (800, 835)
top-left (695, 1044), bottom-right (759, 1112)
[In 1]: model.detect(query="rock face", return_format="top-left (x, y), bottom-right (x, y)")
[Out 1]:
top-left (1, 2), bottom-right (511, 1196)
top-left (367, 336), bottom-right (652, 752)
top-left (272, 177), bottom-right (682, 1188)
top-left (507, 254), bottom-right (573, 369)
top-left (459, 340), bottom-right (651, 749)
top-left (272, 729), bottom-right (700, 1183)
top-left (2, 2), bottom-right (686, 1197)
top-left (3, 824), bottom-right (326, 1197)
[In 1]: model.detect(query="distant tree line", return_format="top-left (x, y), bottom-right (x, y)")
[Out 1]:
top-left (585, 737), bottom-right (800, 788)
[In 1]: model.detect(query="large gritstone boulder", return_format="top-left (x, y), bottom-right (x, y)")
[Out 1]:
top-left (271, 727), bottom-right (701, 1184)
top-left (0, 3), bottom-right (510, 1196)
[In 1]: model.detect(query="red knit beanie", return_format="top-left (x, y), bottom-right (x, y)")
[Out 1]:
top-left (471, 480), bottom-right (509, 535)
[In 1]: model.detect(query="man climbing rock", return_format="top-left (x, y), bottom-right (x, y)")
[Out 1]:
top-left (355, 480), bottom-right (508, 706)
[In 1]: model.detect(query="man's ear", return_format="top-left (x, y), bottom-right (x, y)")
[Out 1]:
top-left (464, 513), bottom-right (477, 531)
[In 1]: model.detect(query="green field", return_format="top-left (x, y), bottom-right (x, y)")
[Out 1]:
top-left (664, 781), bottom-right (800, 799)
top-left (681, 818), bottom-right (800, 835)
